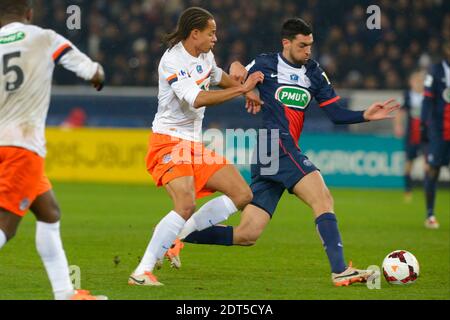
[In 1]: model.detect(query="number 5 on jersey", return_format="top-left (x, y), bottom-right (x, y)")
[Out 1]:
top-left (2, 51), bottom-right (24, 92)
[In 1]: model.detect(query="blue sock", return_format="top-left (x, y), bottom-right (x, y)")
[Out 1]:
top-left (424, 168), bottom-right (439, 218)
top-left (184, 226), bottom-right (234, 246)
top-left (315, 213), bottom-right (347, 274)
top-left (404, 174), bottom-right (412, 193)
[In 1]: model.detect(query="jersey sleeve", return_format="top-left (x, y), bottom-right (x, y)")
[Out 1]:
top-left (46, 29), bottom-right (99, 81)
top-left (246, 57), bottom-right (262, 73)
top-left (160, 58), bottom-right (201, 107)
top-left (313, 66), bottom-right (340, 107)
top-left (210, 55), bottom-right (223, 86)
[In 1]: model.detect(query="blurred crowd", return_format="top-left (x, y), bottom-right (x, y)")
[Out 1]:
top-left (33, 0), bottom-right (449, 89)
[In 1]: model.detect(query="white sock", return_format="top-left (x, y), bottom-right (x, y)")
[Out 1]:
top-left (178, 195), bottom-right (238, 240)
top-left (0, 229), bottom-right (6, 249)
top-left (36, 221), bottom-right (74, 300)
top-left (134, 211), bottom-right (186, 275)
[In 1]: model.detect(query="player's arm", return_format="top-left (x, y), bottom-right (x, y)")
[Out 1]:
top-left (228, 60), bottom-right (264, 114)
top-left (162, 59), bottom-right (264, 109)
top-left (194, 72), bottom-right (264, 109)
top-left (49, 30), bottom-right (105, 91)
top-left (316, 69), bottom-right (399, 124)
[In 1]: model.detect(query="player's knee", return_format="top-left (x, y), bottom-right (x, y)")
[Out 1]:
top-left (46, 204), bottom-right (61, 223)
top-left (231, 186), bottom-right (253, 211)
top-left (175, 199), bottom-right (196, 219)
top-left (311, 188), bottom-right (334, 213)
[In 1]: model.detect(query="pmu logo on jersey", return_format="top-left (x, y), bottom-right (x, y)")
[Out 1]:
top-left (196, 65), bottom-right (204, 74)
top-left (275, 86), bottom-right (311, 109)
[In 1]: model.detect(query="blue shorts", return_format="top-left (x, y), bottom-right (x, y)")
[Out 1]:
top-left (405, 142), bottom-right (422, 161)
top-left (427, 138), bottom-right (450, 167)
top-left (250, 136), bottom-right (318, 217)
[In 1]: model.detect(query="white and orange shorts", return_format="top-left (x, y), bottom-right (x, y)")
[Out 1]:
top-left (0, 147), bottom-right (52, 217)
top-left (146, 133), bottom-right (228, 199)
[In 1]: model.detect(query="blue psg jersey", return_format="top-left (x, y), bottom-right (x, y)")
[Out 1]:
top-left (423, 60), bottom-right (450, 141)
top-left (247, 53), bottom-right (340, 144)
top-left (403, 90), bottom-right (424, 145)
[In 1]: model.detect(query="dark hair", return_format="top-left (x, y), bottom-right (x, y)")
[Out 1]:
top-left (0, 0), bottom-right (33, 19)
top-left (281, 18), bottom-right (313, 40)
top-left (164, 7), bottom-right (214, 49)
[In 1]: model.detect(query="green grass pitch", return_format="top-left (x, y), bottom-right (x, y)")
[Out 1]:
top-left (0, 182), bottom-right (448, 300)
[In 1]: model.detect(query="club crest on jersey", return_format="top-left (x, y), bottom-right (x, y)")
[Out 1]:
top-left (196, 65), bottom-right (204, 74)
top-left (275, 86), bottom-right (311, 109)
top-left (290, 74), bottom-right (299, 81)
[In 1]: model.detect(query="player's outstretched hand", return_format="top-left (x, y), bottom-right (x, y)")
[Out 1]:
top-left (230, 61), bottom-right (248, 84)
top-left (243, 71), bottom-right (264, 93)
top-left (91, 64), bottom-right (105, 91)
top-left (363, 99), bottom-right (401, 121)
top-left (245, 90), bottom-right (264, 115)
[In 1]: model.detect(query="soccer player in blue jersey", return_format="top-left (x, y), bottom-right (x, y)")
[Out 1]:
top-left (421, 41), bottom-right (450, 229)
top-left (393, 70), bottom-right (427, 202)
top-left (168, 18), bottom-right (400, 286)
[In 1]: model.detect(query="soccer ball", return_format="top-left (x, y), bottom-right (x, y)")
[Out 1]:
top-left (382, 250), bottom-right (419, 285)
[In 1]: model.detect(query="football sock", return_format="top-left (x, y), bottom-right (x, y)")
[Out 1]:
top-left (35, 221), bottom-right (75, 300)
top-left (178, 195), bottom-right (238, 240)
top-left (315, 213), bottom-right (347, 274)
top-left (134, 211), bottom-right (185, 275)
top-left (0, 229), bottom-right (6, 249)
top-left (424, 168), bottom-right (440, 218)
top-left (184, 226), bottom-right (234, 246)
top-left (404, 174), bottom-right (412, 193)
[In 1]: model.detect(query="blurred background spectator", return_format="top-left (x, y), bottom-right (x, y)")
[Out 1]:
top-left (32, 0), bottom-right (449, 89)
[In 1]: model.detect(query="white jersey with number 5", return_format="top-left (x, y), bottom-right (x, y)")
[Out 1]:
top-left (152, 41), bottom-right (223, 142)
top-left (0, 22), bottom-right (99, 157)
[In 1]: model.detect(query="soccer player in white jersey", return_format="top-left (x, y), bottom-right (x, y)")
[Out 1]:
top-left (0, 0), bottom-right (106, 300)
top-left (128, 7), bottom-right (264, 286)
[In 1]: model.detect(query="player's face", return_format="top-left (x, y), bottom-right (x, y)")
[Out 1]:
top-left (196, 19), bottom-right (218, 53)
top-left (284, 34), bottom-right (314, 65)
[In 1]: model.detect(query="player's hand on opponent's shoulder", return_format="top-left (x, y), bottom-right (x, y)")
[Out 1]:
top-left (245, 90), bottom-right (264, 115)
top-left (242, 71), bottom-right (264, 93)
top-left (363, 99), bottom-right (401, 121)
top-left (229, 61), bottom-right (248, 84)
top-left (91, 64), bottom-right (105, 91)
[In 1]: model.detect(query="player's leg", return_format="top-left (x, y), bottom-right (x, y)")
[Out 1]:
top-left (403, 144), bottom-right (418, 201)
top-left (178, 164), bottom-right (252, 241)
top-left (291, 170), bottom-right (373, 286)
top-left (0, 208), bottom-right (22, 249)
top-left (30, 177), bottom-right (107, 300)
top-left (182, 174), bottom-right (283, 247)
top-left (423, 140), bottom-right (448, 228)
top-left (31, 188), bottom-right (73, 300)
top-left (130, 176), bottom-right (193, 285)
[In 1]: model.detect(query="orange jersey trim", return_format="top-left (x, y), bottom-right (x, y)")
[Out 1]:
top-left (319, 96), bottom-right (341, 108)
top-left (52, 43), bottom-right (72, 61)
